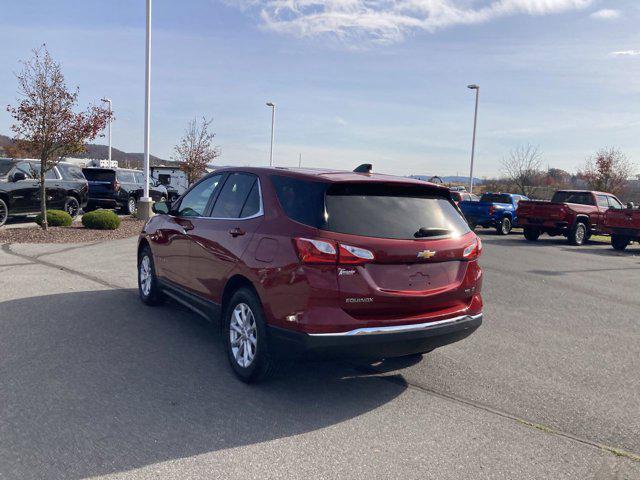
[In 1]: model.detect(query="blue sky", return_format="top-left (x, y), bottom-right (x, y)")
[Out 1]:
top-left (1, 0), bottom-right (639, 177)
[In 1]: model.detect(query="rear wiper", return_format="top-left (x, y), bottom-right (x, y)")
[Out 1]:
top-left (414, 227), bottom-right (451, 238)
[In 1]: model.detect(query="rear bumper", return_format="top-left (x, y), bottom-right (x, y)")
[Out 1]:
top-left (269, 313), bottom-right (482, 359)
top-left (86, 197), bottom-right (119, 209)
top-left (467, 215), bottom-right (498, 227)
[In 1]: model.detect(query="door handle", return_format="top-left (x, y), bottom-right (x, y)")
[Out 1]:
top-left (229, 227), bottom-right (245, 237)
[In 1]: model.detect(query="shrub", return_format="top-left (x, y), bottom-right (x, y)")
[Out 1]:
top-left (82, 209), bottom-right (121, 230)
top-left (35, 209), bottom-right (73, 227)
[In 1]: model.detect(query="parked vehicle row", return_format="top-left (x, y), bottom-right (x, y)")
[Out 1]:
top-left (138, 166), bottom-right (484, 382)
top-left (0, 158), bottom-right (88, 226)
top-left (457, 187), bottom-right (638, 251)
top-left (0, 160), bottom-right (170, 226)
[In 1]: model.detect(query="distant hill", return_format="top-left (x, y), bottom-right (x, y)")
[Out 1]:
top-left (409, 174), bottom-right (483, 185)
top-left (0, 134), bottom-right (177, 168)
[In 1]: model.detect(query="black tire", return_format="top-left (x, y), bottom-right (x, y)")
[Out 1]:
top-left (223, 287), bottom-right (277, 383)
top-left (497, 217), bottom-right (512, 235)
top-left (138, 245), bottom-right (165, 306)
top-left (568, 221), bottom-right (587, 246)
top-left (63, 196), bottom-right (80, 219)
top-left (523, 227), bottom-right (540, 241)
top-left (125, 196), bottom-right (137, 215)
top-left (611, 234), bottom-right (630, 251)
top-left (0, 198), bottom-right (8, 227)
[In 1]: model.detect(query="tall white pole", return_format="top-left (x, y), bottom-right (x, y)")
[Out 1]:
top-left (137, 0), bottom-right (153, 219)
top-left (143, 0), bottom-right (151, 200)
top-left (267, 102), bottom-right (275, 166)
top-left (107, 101), bottom-right (112, 163)
top-left (468, 85), bottom-right (479, 194)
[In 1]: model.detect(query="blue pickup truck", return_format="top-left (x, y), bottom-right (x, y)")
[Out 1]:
top-left (459, 193), bottom-right (528, 235)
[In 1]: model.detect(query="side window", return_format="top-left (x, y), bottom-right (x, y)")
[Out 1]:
top-left (117, 171), bottom-right (135, 183)
top-left (176, 174), bottom-right (223, 217)
top-left (16, 162), bottom-right (34, 178)
top-left (596, 195), bottom-right (609, 208)
top-left (134, 172), bottom-right (145, 184)
top-left (45, 168), bottom-right (58, 180)
top-left (240, 181), bottom-right (261, 218)
top-left (210, 173), bottom-right (258, 219)
top-left (58, 164), bottom-right (85, 180)
top-left (608, 196), bottom-right (624, 209)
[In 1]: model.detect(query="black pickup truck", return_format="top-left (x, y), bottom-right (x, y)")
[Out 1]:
top-left (0, 158), bottom-right (88, 227)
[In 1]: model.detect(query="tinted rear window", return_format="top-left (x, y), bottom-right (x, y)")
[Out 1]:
top-left (271, 175), bottom-right (470, 240)
top-left (0, 159), bottom-right (15, 175)
top-left (551, 191), bottom-right (595, 205)
top-left (480, 194), bottom-right (512, 204)
top-left (83, 169), bottom-right (115, 182)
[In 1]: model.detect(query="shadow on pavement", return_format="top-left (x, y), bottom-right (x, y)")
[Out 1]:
top-left (0, 289), bottom-right (407, 480)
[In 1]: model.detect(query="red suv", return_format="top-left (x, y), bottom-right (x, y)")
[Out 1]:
top-left (138, 166), bottom-right (483, 382)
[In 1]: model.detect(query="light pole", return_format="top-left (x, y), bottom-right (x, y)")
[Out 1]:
top-left (467, 84), bottom-right (479, 194)
top-left (139, 0), bottom-right (153, 219)
top-left (100, 98), bottom-right (112, 165)
top-left (266, 102), bottom-right (275, 166)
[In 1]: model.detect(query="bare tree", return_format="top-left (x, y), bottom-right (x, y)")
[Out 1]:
top-left (578, 148), bottom-right (634, 196)
top-left (173, 117), bottom-right (220, 186)
top-left (7, 45), bottom-right (111, 230)
top-left (501, 144), bottom-right (543, 196)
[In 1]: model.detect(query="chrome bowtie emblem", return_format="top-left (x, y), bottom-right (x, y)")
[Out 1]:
top-left (417, 250), bottom-right (436, 259)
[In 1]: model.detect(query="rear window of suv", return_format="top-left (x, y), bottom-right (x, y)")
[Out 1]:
top-left (82, 169), bottom-right (116, 182)
top-left (271, 175), bottom-right (470, 240)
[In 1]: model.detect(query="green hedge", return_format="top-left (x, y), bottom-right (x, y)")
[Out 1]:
top-left (35, 209), bottom-right (73, 227)
top-left (82, 209), bottom-right (121, 230)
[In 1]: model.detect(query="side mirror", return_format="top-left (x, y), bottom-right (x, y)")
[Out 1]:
top-left (152, 201), bottom-right (170, 215)
top-left (12, 171), bottom-right (27, 182)
top-left (627, 202), bottom-right (635, 209)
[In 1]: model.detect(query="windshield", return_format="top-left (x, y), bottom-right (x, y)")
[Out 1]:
top-left (0, 159), bottom-right (15, 175)
top-left (271, 175), bottom-right (470, 240)
top-left (481, 194), bottom-right (512, 204)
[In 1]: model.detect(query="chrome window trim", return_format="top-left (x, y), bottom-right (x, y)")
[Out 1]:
top-left (307, 313), bottom-right (482, 337)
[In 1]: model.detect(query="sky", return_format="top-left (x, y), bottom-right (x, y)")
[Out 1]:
top-left (0, 0), bottom-right (639, 178)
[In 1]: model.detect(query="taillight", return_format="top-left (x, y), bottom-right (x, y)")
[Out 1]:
top-left (339, 244), bottom-right (375, 264)
top-left (489, 206), bottom-right (495, 215)
top-left (111, 180), bottom-right (120, 191)
top-left (294, 238), bottom-right (337, 264)
top-left (463, 237), bottom-right (482, 260)
top-left (294, 238), bottom-right (375, 265)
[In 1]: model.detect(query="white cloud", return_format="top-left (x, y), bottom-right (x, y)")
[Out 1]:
top-left (229, 0), bottom-right (594, 44)
top-left (610, 50), bottom-right (640, 57)
top-left (590, 8), bottom-right (620, 19)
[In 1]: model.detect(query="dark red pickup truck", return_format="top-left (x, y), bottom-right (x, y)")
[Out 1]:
top-left (516, 190), bottom-right (624, 245)
top-left (603, 206), bottom-right (640, 250)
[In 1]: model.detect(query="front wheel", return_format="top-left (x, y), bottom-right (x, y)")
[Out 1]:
top-left (611, 234), bottom-right (630, 251)
top-left (63, 196), bottom-right (80, 219)
top-left (224, 288), bottom-right (278, 383)
top-left (568, 222), bottom-right (587, 246)
top-left (523, 227), bottom-right (540, 241)
top-left (0, 198), bottom-right (8, 227)
top-left (497, 217), bottom-right (512, 235)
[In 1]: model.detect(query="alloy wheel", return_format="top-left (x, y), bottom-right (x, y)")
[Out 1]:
top-left (229, 303), bottom-right (258, 368)
top-left (139, 255), bottom-right (152, 296)
top-left (0, 199), bottom-right (7, 227)
top-left (65, 198), bottom-right (79, 218)
top-left (129, 198), bottom-right (137, 214)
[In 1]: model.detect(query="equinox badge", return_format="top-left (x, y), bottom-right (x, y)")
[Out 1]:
top-left (417, 250), bottom-right (436, 259)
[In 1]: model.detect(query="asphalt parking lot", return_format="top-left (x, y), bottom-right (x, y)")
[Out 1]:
top-left (1, 232), bottom-right (639, 479)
